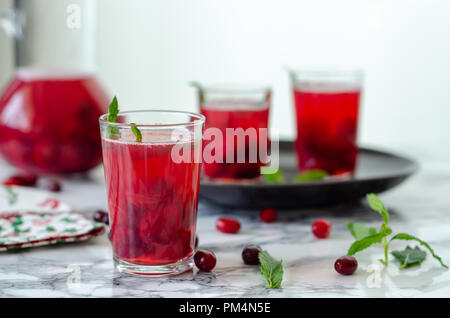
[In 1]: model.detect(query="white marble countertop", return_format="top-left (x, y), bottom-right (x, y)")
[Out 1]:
top-left (0, 152), bottom-right (449, 298)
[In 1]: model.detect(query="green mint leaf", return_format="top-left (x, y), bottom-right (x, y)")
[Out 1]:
top-left (259, 250), bottom-right (283, 288)
top-left (4, 186), bottom-right (18, 205)
top-left (347, 233), bottom-right (384, 256)
top-left (391, 246), bottom-right (427, 269)
top-left (106, 96), bottom-right (120, 139)
top-left (390, 233), bottom-right (448, 269)
top-left (106, 125), bottom-right (120, 139)
top-left (294, 169), bottom-right (328, 182)
top-left (347, 224), bottom-right (391, 256)
top-left (130, 123), bottom-right (142, 142)
top-left (347, 222), bottom-right (377, 240)
top-left (107, 96), bottom-right (119, 122)
top-left (263, 169), bottom-right (284, 183)
top-left (366, 193), bottom-right (389, 225)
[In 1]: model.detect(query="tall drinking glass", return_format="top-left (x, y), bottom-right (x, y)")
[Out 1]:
top-left (193, 83), bottom-right (271, 180)
top-left (290, 70), bottom-right (363, 175)
top-left (100, 110), bottom-right (205, 276)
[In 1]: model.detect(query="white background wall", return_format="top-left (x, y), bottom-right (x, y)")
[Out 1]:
top-left (1, 0), bottom-right (450, 160)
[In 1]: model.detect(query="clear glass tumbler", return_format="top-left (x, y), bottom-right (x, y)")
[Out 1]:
top-left (192, 83), bottom-right (271, 180)
top-left (290, 70), bottom-right (363, 176)
top-left (100, 110), bottom-right (205, 276)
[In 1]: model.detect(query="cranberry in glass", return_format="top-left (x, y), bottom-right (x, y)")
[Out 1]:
top-left (335, 256), bottom-right (358, 275)
top-left (312, 219), bottom-right (332, 239)
top-left (259, 208), bottom-right (277, 223)
top-left (2, 174), bottom-right (38, 187)
top-left (37, 178), bottom-right (61, 192)
top-left (242, 245), bottom-right (262, 265)
top-left (93, 210), bottom-right (109, 225)
top-left (194, 249), bottom-right (216, 272)
top-left (216, 217), bottom-right (241, 234)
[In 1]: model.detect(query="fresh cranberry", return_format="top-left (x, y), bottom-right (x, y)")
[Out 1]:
top-left (242, 245), bottom-right (262, 265)
top-left (216, 217), bottom-right (240, 234)
top-left (195, 235), bottom-right (199, 248)
top-left (37, 178), bottom-right (62, 192)
top-left (93, 210), bottom-right (109, 225)
top-left (312, 219), bottom-right (332, 239)
top-left (194, 249), bottom-right (217, 272)
top-left (259, 208), bottom-right (277, 223)
top-left (334, 256), bottom-right (358, 275)
top-left (3, 174), bottom-right (38, 187)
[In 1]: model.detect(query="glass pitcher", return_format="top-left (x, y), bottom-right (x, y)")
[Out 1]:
top-left (0, 0), bottom-right (109, 174)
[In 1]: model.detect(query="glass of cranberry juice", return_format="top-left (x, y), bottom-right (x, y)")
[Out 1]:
top-left (291, 70), bottom-right (362, 175)
top-left (100, 110), bottom-right (205, 276)
top-left (194, 83), bottom-right (271, 180)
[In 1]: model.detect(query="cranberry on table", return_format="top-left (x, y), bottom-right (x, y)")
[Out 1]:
top-left (93, 210), bottom-right (109, 225)
top-left (194, 249), bottom-right (216, 272)
top-left (335, 256), bottom-right (358, 275)
top-left (216, 217), bottom-right (241, 234)
top-left (242, 245), bottom-right (262, 265)
top-left (3, 174), bottom-right (38, 187)
top-left (37, 178), bottom-right (62, 192)
top-left (312, 218), bottom-right (332, 239)
top-left (259, 208), bottom-right (277, 223)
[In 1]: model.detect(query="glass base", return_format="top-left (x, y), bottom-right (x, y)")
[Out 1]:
top-left (114, 256), bottom-right (193, 277)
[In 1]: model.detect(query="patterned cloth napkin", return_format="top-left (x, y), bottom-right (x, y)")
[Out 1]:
top-left (0, 186), bottom-right (105, 252)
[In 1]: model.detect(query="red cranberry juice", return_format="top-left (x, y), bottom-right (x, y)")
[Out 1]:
top-left (201, 103), bottom-right (269, 179)
top-left (293, 86), bottom-right (360, 174)
top-left (0, 69), bottom-right (108, 174)
top-left (102, 133), bottom-right (201, 265)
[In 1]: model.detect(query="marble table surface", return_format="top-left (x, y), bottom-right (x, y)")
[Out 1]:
top-left (0, 151), bottom-right (449, 298)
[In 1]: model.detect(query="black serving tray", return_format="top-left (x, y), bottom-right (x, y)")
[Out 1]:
top-left (199, 141), bottom-right (418, 209)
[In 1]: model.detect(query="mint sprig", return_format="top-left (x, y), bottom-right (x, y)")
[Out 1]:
top-left (106, 96), bottom-right (120, 139)
top-left (294, 169), bottom-right (328, 182)
top-left (345, 193), bottom-right (448, 269)
top-left (130, 123), bottom-right (142, 142)
top-left (259, 250), bottom-right (283, 288)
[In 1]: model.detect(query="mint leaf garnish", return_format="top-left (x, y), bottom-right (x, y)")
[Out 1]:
top-left (108, 96), bottom-right (119, 122)
top-left (259, 250), bottom-right (283, 288)
top-left (391, 246), bottom-right (427, 269)
top-left (390, 233), bottom-right (448, 269)
top-left (347, 222), bottom-right (377, 240)
top-left (106, 96), bottom-right (120, 139)
top-left (294, 169), bottom-right (328, 182)
top-left (263, 169), bottom-right (284, 183)
top-left (367, 193), bottom-right (389, 225)
top-left (130, 123), bottom-right (142, 142)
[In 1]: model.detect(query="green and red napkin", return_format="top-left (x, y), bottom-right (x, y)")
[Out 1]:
top-left (0, 186), bottom-right (105, 252)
